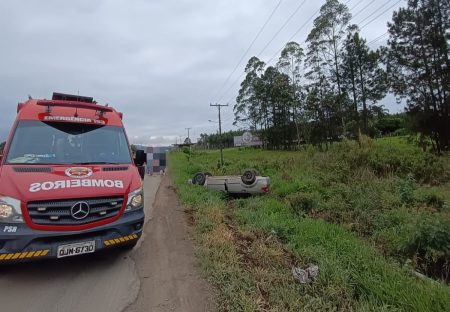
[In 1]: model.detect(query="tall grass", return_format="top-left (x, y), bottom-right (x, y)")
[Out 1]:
top-left (169, 136), bottom-right (450, 311)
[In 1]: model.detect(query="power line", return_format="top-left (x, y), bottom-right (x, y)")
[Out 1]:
top-left (220, 110), bottom-right (236, 126)
top-left (217, 0), bottom-right (355, 106)
top-left (256, 0), bottom-right (308, 57)
top-left (210, 0), bottom-right (284, 103)
top-left (221, 114), bottom-right (234, 123)
top-left (264, 0), bottom-right (358, 66)
top-left (333, 0), bottom-right (399, 50)
top-left (367, 31), bottom-right (389, 46)
top-left (361, 0), bottom-right (404, 29)
top-left (218, 0), bottom-right (402, 127)
top-left (265, 6), bottom-right (320, 65)
top-left (356, 0), bottom-right (394, 25)
top-left (216, 0), bottom-right (308, 104)
top-left (352, 0), bottom-right (377, 20)
top-left (217, 73), bottom-right (246, 106)
top-left (270, 0), bottom-right (355, 63)
top-left (349, 0), bottom-right (365, 11)
top-left (217, 1), bottom-right (323, 104)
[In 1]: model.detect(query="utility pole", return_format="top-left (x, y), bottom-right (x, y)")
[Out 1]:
top-left (185, 127), bottom-right (191, 140)
top-left (210, 103), bottom-right (228, 167)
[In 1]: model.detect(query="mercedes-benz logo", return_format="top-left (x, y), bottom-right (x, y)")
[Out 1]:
top-left (70, 202), bottom-right (90, 220)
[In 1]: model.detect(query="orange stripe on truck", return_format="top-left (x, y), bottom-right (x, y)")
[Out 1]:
top-left (104, 234), bottom-right (138, 247)
top-left (0, 250), bottom-right (50, 261)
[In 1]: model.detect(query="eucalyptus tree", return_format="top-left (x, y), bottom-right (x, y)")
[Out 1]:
top-left (385, 0), bottom-right (450, 152)
top-left (306, 0), bottom-right (352, 135)
top-left (342, 25), bottom-right (388, 134)
top-left (277, 41), bottom-right (304, 144)
top-left (305, 34), bottom-right (342, 143)
top-left (254, 66), bottom-right (294, 148)
top-left (234, 56), bottom-right (266, 130)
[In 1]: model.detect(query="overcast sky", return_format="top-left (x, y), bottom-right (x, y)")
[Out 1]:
top-left (0, 0), bottom-right (406, 146)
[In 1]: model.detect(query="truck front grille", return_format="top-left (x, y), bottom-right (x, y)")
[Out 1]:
top-left (27, 196), bottom-right (124, 225)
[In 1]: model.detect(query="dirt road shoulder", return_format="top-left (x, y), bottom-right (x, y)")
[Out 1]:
top-left (125, 174), bottom-right (215, 312)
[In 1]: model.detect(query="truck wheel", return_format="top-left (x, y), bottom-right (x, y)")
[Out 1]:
top-left (241, 169), bottom-right (257, 185)
top-left (120, 241), bottom-right (137, 250)
top-left (192, 172), bottom-right (206, 185)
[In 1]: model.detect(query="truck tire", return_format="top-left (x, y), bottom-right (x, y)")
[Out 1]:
top-left (192, 172), bottom-right (206, 185)
top-left (120, 241), bottom-right (137, 250)
top-left (241, 169), bottom-right (257, 185)
top-left (137, 165), bottom-right (145, 179)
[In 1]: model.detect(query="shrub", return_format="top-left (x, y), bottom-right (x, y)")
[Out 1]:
top-left (402, 216), bottom-right (450, 281)
top-left (285, 192), bottom-right (319, 216)
top-left (398, 175), bottom-right (416, 205)
top-left (324, 137), bottom-right (449, 184)
top-left (417, 193), bottom-right (445, 210)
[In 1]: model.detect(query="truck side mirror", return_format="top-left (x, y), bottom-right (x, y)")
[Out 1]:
top-left (134, 150), bottom-right (146, 167)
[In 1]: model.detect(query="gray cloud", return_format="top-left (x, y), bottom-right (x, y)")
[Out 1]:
top-left (0, 0), bottom-right (404, 146)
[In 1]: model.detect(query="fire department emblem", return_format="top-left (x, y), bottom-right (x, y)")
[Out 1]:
top-left (65, 167), bottom-right (93, 179)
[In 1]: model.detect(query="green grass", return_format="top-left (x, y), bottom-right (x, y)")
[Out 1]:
top-left (169, 137), bottom-right (450, 311)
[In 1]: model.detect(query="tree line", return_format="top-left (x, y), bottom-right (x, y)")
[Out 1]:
top-left (232, 0), bottom-right (449, 152)
top-left (198, 113), bottom-right (408, 149)
top-left (198, 130), bottom-right (244, 149)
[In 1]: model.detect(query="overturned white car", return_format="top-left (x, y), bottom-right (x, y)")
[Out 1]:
top-left (190, 169), bottom-right (270, 195)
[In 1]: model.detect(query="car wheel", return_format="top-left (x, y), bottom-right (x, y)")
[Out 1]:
top-left (241, 169), bottom-right (257, 185)
top-left (192, 172), bottom-right (206, 185)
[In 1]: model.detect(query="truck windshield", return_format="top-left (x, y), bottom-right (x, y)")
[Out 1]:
top-left (6, 120), bottom-right (132, 165)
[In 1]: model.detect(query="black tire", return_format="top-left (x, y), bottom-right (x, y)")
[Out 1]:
top-left (137, 166), bottom-right (145, 179)
top-left (241, 169), bottom-right (257, 185)
top-left (192, 172), bottom-right (206, 185)
top-left (120, 241), bottom-right (137, 250)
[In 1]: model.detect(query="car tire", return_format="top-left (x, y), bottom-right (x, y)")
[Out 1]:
top-left (192, 172), bottom-right (206, 185)
top-left (241, 169), bottom-right (257, 185)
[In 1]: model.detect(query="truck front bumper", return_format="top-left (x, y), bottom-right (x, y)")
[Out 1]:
top-left (0, 209), bottom-right (144, 262)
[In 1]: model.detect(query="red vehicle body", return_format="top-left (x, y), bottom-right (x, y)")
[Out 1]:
top-left (0, 93), bottom-right (145, 261)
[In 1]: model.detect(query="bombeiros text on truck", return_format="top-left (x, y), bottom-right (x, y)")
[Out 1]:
top-left (0, 92), bottom-right (147, 261)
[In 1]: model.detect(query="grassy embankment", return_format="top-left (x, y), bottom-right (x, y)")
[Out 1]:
top-left (169, 136), bottom-right (450, 311)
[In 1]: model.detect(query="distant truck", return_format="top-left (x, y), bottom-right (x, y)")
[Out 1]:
top-left (0, 92), bottom-right (146, 262)
top-left (191, 170), bottom-right (270, 195)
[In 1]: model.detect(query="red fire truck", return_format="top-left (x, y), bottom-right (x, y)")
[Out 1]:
top-left (0, 93), bottom-right (146, 261)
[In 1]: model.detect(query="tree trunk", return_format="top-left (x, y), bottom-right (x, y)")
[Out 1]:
top-left (349, 61), bottom-right (358, 117)
top-left (357, 57), bottom-right (368, 134)
top-left (332, 30), bottom-right (345, 135)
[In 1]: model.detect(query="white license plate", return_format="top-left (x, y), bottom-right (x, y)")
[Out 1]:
top-left (57, 241), bottom-right (96, 258)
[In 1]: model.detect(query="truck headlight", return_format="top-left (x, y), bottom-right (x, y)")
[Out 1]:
top-left (125, 187), bottom-right (143, 212)
top-left (0, 196), bottom-right (23, 223)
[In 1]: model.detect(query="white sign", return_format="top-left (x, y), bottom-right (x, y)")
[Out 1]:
top-left (234, 132), bottom-right (263, 147)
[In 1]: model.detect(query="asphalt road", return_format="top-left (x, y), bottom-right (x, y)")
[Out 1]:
top-left (0, 175), bottom-right (214, 312)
